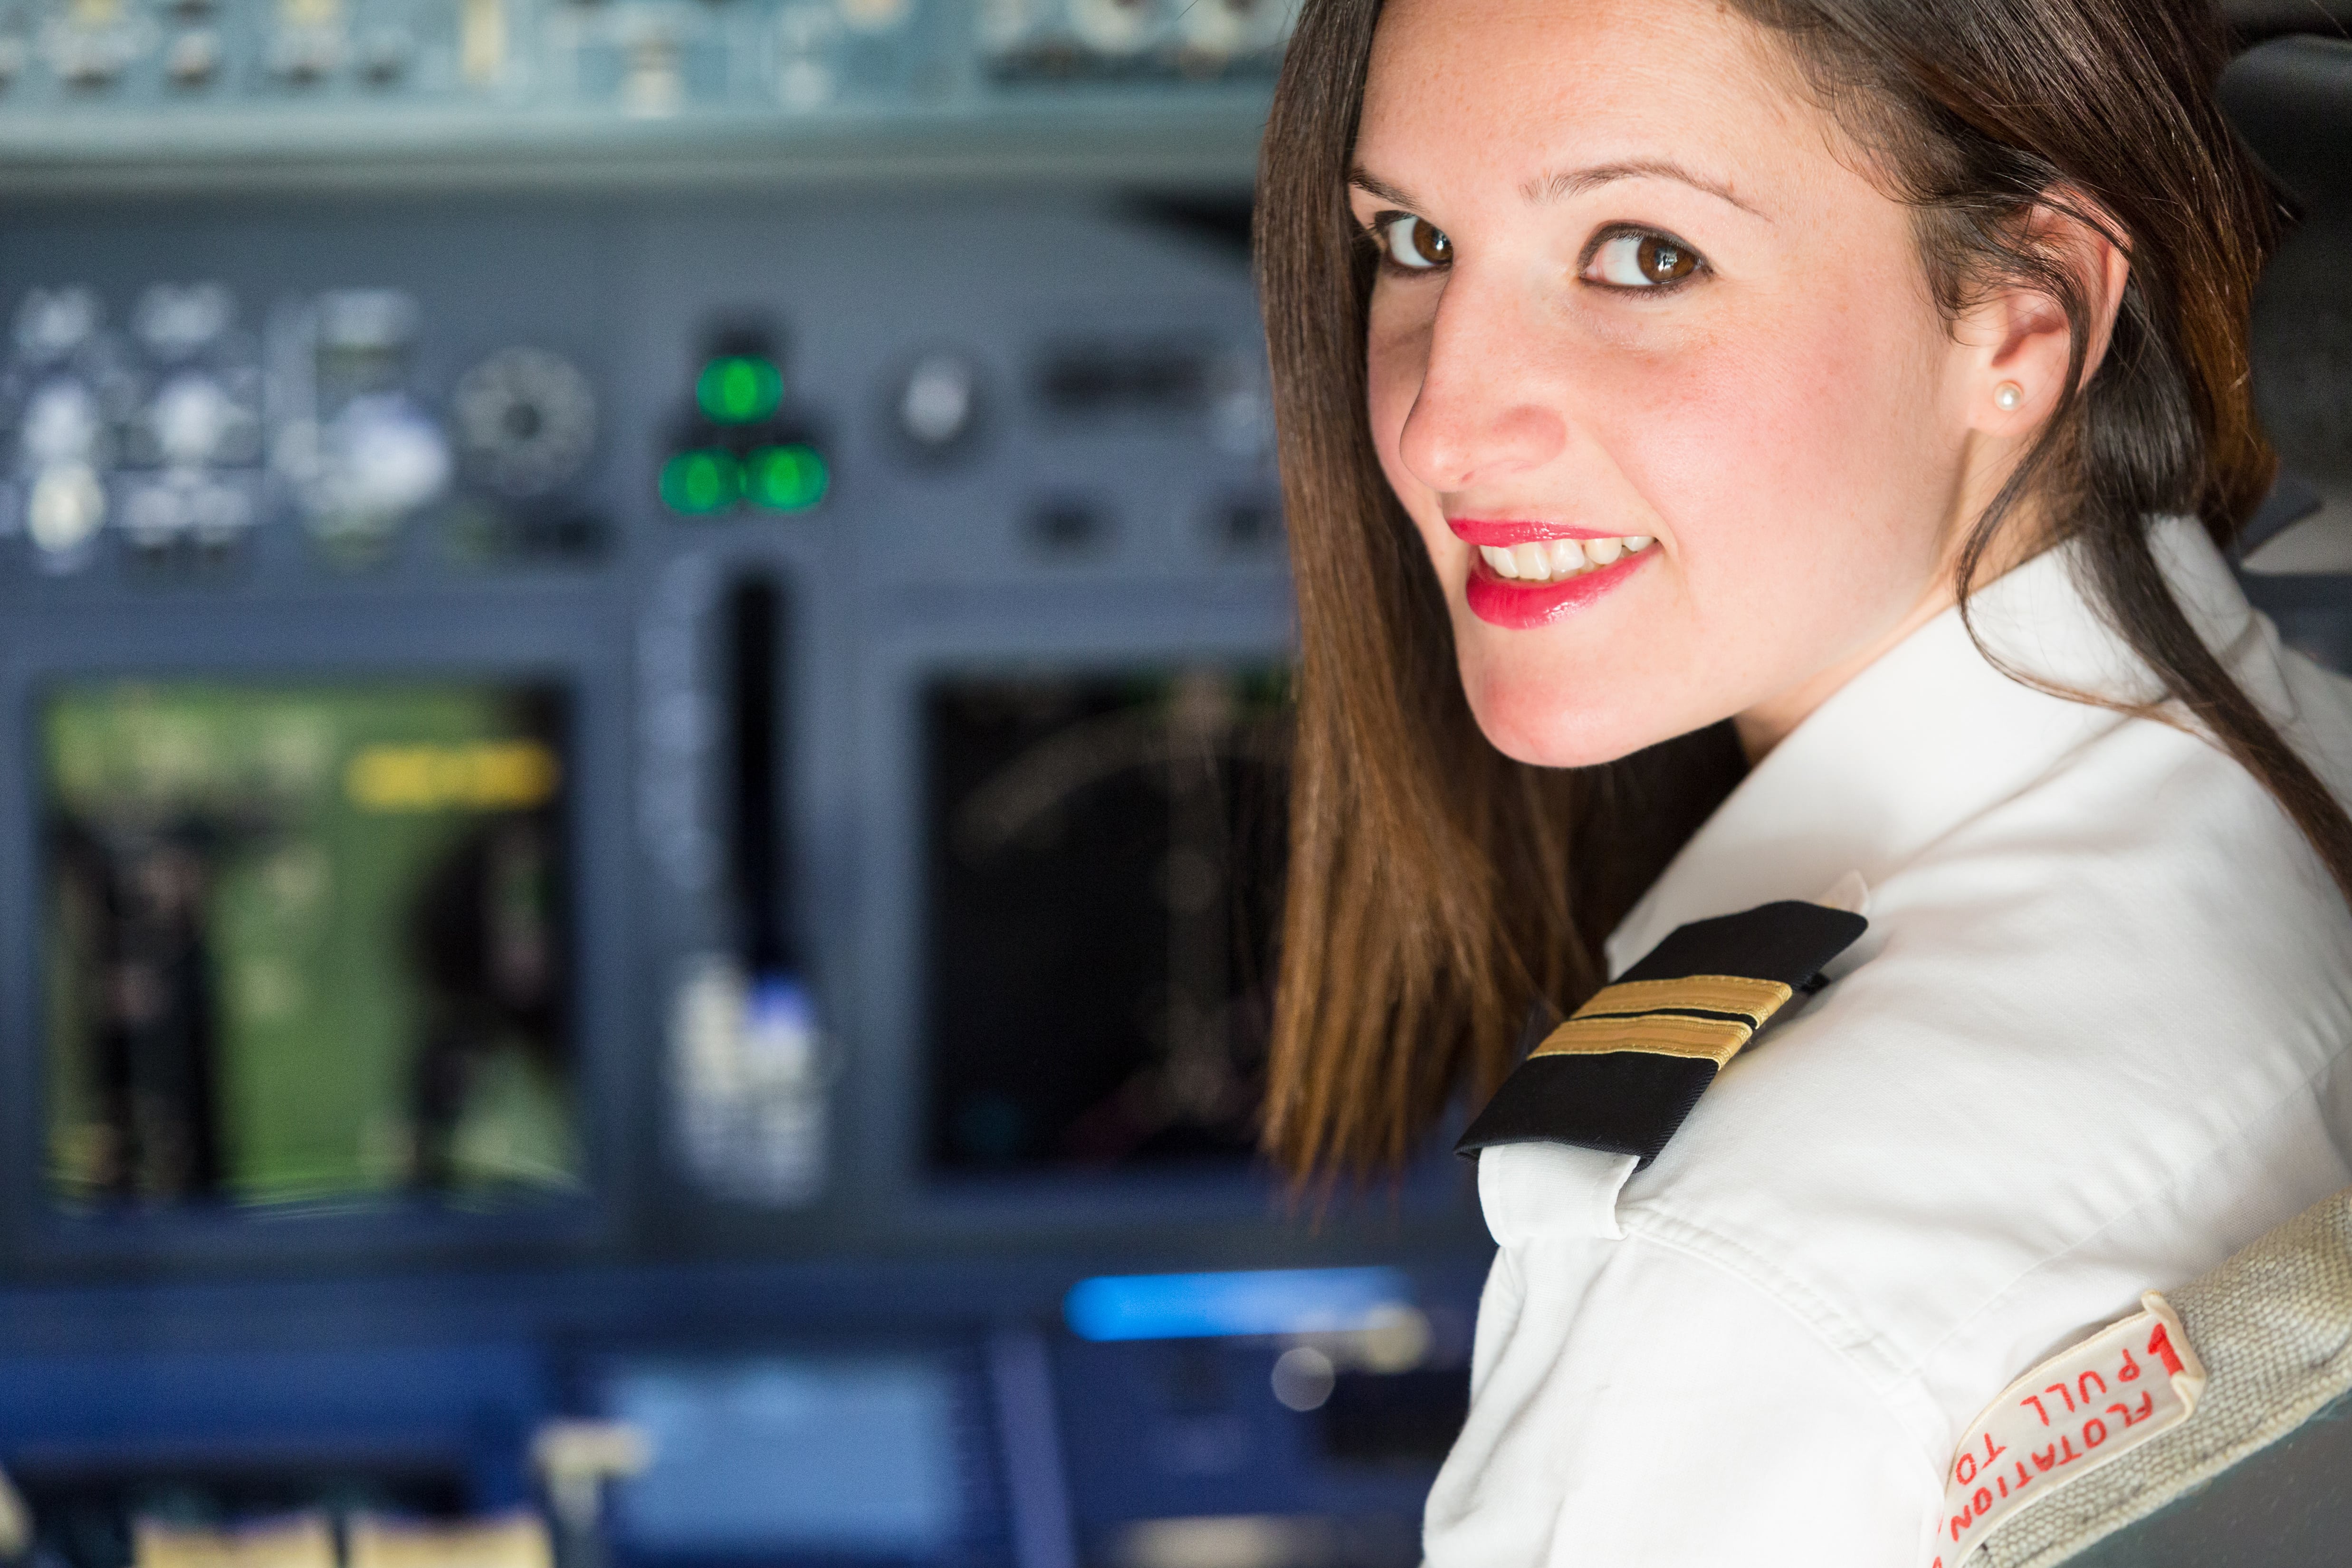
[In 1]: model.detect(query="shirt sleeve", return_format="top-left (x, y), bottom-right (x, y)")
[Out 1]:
top-left (1424, 1231), bottom-right (1942, 1568)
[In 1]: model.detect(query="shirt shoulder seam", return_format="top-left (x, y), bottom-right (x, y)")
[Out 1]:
top-left (1911, 1030), bottom-right (2352, 1370)
top-left (1613, 1212), bottom-right (1951, 1474)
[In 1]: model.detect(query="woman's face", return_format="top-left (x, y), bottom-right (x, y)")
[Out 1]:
top-left (1354, 0), bottom-right (2017, 765)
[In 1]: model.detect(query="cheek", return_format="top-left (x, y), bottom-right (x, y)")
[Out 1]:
top-left (1605, 291), bottom-right (1955, 631)
top-left (1364, 299), bottom-right (1427, 497)
top-left (1457, 287), bottom-right (1960, 766)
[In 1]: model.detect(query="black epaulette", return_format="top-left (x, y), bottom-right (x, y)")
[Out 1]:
top-left (1456, 900), bottom-right (1867, 1168)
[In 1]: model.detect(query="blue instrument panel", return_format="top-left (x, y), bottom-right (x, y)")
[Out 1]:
top-left (0, 183), bottom-right (1490, 1568)
top-left (0, 0), bottom-right (1290, 185)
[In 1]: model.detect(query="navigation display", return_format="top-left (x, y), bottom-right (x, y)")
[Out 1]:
top-left (924, 668), bottom-right (1289, 1172)
top-left (41, 680), bottom-right (576, 1211)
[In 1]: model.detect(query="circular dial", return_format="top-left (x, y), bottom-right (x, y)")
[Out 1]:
top-left (453, 347), bottom-right (597, 498)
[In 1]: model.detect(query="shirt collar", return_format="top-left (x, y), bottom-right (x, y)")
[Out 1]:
top-left (1603, 516), bottom-right (2262, 976)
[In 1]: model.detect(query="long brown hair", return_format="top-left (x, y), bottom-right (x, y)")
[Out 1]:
top-left (1256, 0), bottom-right (2352, 1181)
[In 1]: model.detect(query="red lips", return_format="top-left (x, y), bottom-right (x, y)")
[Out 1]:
top-left (1464, 546), bottom-right (1656, 629)
top-left (1447, 517), bottom-right (1624, 545)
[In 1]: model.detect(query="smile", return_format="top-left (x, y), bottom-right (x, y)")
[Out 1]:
top-left (1462, 535), bottom-right (1657, 629)
top-left (1473, 534), bottom-right (1653, 584)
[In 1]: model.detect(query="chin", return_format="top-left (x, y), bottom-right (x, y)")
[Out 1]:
top-left (1461, 665), bottom-right (1660, 770)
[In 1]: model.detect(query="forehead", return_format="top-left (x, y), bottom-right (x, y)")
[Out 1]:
top-left (1356, 0), bottom-right (1830, 201)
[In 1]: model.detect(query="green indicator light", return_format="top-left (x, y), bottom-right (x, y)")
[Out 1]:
top-left (745, 443), bottom-right (830, 512)
top-left (659, 449), bottom-right (740, 515)
top-left (696, 356), bottom-right (784, 424)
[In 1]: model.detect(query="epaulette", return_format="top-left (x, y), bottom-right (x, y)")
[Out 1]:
top-left (1456, 899), bottom-right (1867, 1167)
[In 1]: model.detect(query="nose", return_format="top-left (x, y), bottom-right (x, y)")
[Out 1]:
top-left (1392, 271), bottom-right (1570, 494)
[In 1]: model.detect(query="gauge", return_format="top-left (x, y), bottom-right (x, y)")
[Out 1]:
top-left (453, 347), bottom-right (596, 497)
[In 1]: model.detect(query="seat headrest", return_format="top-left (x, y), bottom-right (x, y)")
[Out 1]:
top-left (2225, 36), bottom-right (2352, 212)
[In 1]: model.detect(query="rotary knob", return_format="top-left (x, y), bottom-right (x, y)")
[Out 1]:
top-left (453, 347), bottom-right (596, 498)
top-left (894, 350), bottom-right (983, 454)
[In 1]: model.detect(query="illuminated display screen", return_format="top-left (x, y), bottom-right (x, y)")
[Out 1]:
top-left (41, 680), bottom-right (576, 1211)
top-left (604, 1355), bottom-right (966, 1557)
top-left (925, 669), bottom-right (1289, 1171)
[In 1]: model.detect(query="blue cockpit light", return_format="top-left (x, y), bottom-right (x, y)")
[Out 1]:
top-left (1063, 1267), bottom-right (1415, 1342)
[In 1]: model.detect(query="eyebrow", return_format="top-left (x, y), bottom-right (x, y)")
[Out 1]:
top-left (1525, 160), bottom-right (1767, 219)
top-left (1346, 161), bottom-right (1767, 220)
top-left (1347, 168), bottom-right (1418, 209)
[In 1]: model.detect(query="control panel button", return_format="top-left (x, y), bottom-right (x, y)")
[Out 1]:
top-left (271, 0), bottom-right (345, 84)
top-left (893, 349), bottom-right (983, 457)
top-left (133, 283), bottom-right (235, 359)
top-left (662, 325), bottom-right (829, 519)
top-left (1067, 0), bottom-right (1160, 56)
top-left (316, 393), bottom-right (451, 520)
top-left (1176, 0), bottom-right (1286, 59)
top-left (166, 29), bottom-right (222, 86)
top-left (149, 373), bottom-right (247, 467)
top-left (26, 463), bottom-right (106, 556)
top-left (14, 289), bottom-right (100, 365)
top-left (21, 381), bottom-right (104, 468)
top-left (741, 443), bottom-right (827, 512)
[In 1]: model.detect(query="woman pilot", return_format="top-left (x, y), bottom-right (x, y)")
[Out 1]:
top-left (1252, 0), bottom-right (2352, 1560)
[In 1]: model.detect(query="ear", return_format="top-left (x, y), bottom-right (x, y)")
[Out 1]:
top-left (1961, 193), bottom-right (2132, 437)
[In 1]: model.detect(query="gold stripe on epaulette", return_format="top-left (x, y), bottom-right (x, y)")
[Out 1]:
top-left (1573, 975), bottom-right (1795, 1029)
top-left (1533, 1013), bottom-right (1755, 1066)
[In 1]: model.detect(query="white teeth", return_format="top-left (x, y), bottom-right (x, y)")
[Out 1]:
top-left (1476, 535), bottom-right (1655, 584)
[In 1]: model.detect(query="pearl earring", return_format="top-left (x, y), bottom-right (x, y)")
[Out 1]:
top-left (1994, 382), bottom-right (2025, 412)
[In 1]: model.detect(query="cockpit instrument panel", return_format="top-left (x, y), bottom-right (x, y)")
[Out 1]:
top-left (0, 0), bottom-right (1292, 186)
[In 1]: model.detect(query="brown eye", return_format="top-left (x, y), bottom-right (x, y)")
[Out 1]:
top-left (1588, 230), bottom-right (1705, 288)
top-left (1636, 236), bottom-right (1694, 282)
top-left (1377, 213), bottom-right (1453, 271)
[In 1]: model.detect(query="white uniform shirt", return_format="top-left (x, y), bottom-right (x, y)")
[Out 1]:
top-left (1422, 519), bottom-right (2352, 1567)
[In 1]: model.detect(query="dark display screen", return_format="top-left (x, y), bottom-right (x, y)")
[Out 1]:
top-left (925, 669), bottom-right (1288, 1172)
top-left (41, 680), bottom-right (575, 1211)
top-left (604, 1355), bottom-right (968, 1558)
